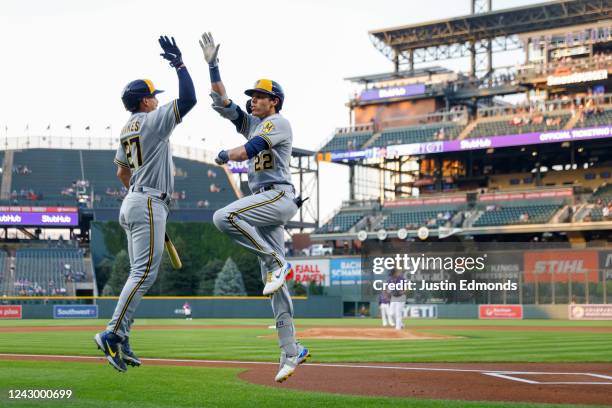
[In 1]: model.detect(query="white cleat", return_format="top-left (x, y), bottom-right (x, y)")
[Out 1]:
top-left (263, 263), bottom-right (291, 296)
top-left (275, 345), bottom-right (310, 383)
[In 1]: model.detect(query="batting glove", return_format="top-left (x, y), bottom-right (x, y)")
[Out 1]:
top-left (199, 32), bottom-right (220, 67)
top-left (215, 150), bottom-right (229, 165)
top-left (159, 35), bottom-right (183, 68)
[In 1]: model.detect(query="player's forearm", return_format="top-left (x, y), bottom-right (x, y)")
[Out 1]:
top-left (116, 166), bottom-right (131, 188)
top-left (176, 66), bottom-right (197, 117)
top-left (227, 145), bottom-right (248, 162)
top-left (211, 81), bottom-right (230, 107)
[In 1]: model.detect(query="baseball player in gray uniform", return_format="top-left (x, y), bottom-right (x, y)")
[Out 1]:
top-left (94, 35), bottom-right (196, 373)
top-left (199, 32), bottom-right (310, 383)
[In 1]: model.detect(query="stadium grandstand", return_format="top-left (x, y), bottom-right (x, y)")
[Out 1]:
top-left (311, 0), bottom-right (612, 247)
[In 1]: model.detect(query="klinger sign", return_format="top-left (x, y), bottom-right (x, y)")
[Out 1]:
top-left (524, 251), bottom-right (598, 283)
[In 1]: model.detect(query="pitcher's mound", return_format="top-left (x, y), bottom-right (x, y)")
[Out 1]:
top-left (296, 327), bottom-right (458, 341)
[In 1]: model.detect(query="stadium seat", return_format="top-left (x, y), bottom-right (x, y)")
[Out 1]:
top-left (372, 124), bottom-right (461, 148)
top-left (316, 212), bottom-right (366, 233)
top-left (469, 113), bottom-right (571, 139)
top-left (381, 204), bottom-right (461, 229)
top-left (6, 149), bottom-right (238, 210)
top-left (319, 131), bottom-right (373, 153)
top-left (473, 200), bottom-right (562, 227)
top-left (13, 246), bottom-right (86, 296)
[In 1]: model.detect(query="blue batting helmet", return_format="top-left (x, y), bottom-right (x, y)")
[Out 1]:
top-left (121, 79), bottom-right (164, 112)
top-left (244, 79), bottom-right (284, 111)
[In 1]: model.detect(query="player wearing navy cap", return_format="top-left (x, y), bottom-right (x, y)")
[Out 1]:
top-left (200, 32), bottom-right (310, 383)
top-left (94, 35), bottom-right (196, 373)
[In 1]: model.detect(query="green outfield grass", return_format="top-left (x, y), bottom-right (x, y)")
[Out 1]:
top-left (0, 318), bottom-right (610, 363)
top-left (0, 319), bottom-right (610, 408)
top-left (0, 361), bottom-right (607, 408)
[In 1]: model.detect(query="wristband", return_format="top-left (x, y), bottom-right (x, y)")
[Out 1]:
top-left (209, 65), bottom-right (221, 83)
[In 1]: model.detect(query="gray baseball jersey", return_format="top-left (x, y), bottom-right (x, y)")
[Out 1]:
top-left (107, 99), bottom-right (180, 339)
top-left (236, 113), bottom-right (293, 193)
top-left (114, 99), bottom-right (180, 194)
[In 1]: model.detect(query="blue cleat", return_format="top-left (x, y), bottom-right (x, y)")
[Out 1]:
top-left (121, 337), bottom-right (142, 367)
top-left (94, 331), bottom-right (127, 373)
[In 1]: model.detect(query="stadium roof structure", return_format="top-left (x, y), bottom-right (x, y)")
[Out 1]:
top-left (370, 0), bottom-right (612, 70)
top-left (344, 66), bottom-right (454, 84)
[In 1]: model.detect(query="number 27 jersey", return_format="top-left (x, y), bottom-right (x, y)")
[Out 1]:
top-left (114, 100), bottom-right (181, 194)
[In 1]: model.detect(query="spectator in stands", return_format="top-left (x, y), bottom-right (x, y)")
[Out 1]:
top-left (209, 183), bottom-right (221, 193)
top-left (207, 169), bottom-right (217, 178)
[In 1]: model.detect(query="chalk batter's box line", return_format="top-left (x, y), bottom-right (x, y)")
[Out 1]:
top-left (483, 372), bottom-right (612, 385)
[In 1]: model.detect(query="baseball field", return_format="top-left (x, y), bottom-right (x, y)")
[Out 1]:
top-left (0, 318), bottom-right (611, 407)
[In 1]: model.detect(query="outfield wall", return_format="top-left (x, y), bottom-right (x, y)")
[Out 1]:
top-left (367, 303), bottom-right (575, 319)
top-left (10, 295), bottom-right (342, 319)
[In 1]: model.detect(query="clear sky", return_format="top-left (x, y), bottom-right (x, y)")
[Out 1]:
top-left (0, 0), bottom-right (537, 219)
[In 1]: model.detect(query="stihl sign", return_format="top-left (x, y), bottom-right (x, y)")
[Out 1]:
top-left (524, 251), bottom-right (598, 283)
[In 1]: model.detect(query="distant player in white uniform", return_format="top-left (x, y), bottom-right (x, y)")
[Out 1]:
top-left (94, 35), bottom-right (197, 373)
top-left (388, 270), bottom-right (407, 330)
top-left (199, 32), bottom-right (310, 383)
top-left (183, 301), bottom-right (192, 320)
top-left (378, 291), bottom-right (391, 327)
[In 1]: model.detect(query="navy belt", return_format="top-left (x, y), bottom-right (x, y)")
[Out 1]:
top-left (254, 184), bottom-right (295, 195)
top-left (130, 185), bottom-right (171, 205)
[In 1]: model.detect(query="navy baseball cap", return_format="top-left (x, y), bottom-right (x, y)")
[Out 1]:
top-left (127, 79), bottom-right (164, 97)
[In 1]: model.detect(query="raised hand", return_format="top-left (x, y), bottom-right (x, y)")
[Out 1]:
top-left (159, 35), bottom-right (183, 68)
top-left (199, 32), bottom-right (220, 67)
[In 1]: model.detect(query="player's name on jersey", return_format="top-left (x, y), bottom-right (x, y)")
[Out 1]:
top-left (120, 120), bottom-right (141, 137)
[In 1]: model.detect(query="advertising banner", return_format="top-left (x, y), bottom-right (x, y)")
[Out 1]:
top-left (0, 305), bottom-right (22, 319)
top-left (360, 84), bottom-right (426, 102)
top-left (227, 161), bottom-right (249, 174)
top-left (384, 196), bottom-right (466, 207)
top-left (569, 304), bottom-right (612, 320)
top-left (524, 250), bottom-right (598, 283)
top-left (325, 125), bottom-right (612, 161)
top-left (479, 189), bottom-right (572, 202)
top-left (598, 251), bottom-right (612, 280)
top-left (53, 305), bottom-right (98, 319)
top-left (405, 304), bottom-right (438, 319)
top-left (330, 258), bottom-right (362, 285)
top-left (479, 305), bottom-right (523, 319)
top-left (289, 259), bottom-right (330, 286)
top-left (0, 206), bottom-right (79, 227)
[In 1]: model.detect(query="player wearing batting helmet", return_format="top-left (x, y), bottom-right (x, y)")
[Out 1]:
top-left (199, 32), bottom-right (310, 383)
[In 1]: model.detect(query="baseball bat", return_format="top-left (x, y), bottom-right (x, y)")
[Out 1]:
top-left (165, 233), bottom-right (182, 270)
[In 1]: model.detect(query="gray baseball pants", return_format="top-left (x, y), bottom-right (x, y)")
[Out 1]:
top-left (213, 186), bottom-right (299, 355)
top-left (107, 192), bottom-right (168, 339)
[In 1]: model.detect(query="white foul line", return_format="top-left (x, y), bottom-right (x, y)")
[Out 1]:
top-left (0, 353), bottom-right (611, 385)
top-left (483, 371), bottom-right (612, 385)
